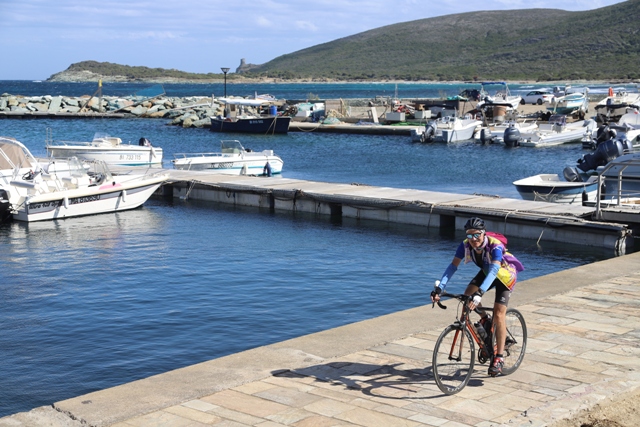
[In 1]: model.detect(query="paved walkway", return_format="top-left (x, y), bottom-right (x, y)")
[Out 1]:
top-left (2, 253), bottom-right (640, 427)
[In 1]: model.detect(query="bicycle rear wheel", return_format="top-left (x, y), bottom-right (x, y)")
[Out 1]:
top-left (497, 308), bottom-right (527, 375)
top-left (432, 325), bottom-right (475, 395)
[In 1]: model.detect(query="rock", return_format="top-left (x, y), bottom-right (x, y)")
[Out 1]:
top-left (129, 105), bottom-right (148, 116)
top-left (49, 96), bottom-right (62, 113)
top-left (192, 118), bottom-right (210, 128)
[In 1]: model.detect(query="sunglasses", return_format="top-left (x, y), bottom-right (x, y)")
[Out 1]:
top-left (466, 233), bottom-right (483, 239)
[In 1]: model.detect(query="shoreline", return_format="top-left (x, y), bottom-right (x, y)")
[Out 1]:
top-left (26, 77), bottom-right (640, 86)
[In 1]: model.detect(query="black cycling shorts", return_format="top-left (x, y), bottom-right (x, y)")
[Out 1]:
top-left (468, 270), bottom-right (512, 306)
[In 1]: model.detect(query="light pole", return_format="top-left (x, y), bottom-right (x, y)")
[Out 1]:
top-left (221, 67), bottom-right (230, 97)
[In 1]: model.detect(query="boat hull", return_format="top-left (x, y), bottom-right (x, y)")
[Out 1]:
top-left (173, 156), bottom-right (283, 175)
top-left (47, 146), bottom-right (163, 166)
top-left (513, 174), bottom-right (598, 204)
top-left (12, 175), bottom-right (167, 222)
top-left (210, 116), bottom-right (291, 134)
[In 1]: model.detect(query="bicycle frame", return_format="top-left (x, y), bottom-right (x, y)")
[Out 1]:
top-left (437, 292), bottom-right (494, 361)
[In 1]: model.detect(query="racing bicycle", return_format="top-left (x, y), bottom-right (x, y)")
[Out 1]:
top-left (431, 291), bottom-right (527, 395)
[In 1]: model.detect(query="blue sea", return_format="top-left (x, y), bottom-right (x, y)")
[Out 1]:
top-left (0, 81), bottom-right (631, 417)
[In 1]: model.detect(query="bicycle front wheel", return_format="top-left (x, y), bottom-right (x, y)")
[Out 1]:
top-left (499, 308), bottom-right (527, 375)
top-left (432, 325), bottom-right (475, 395)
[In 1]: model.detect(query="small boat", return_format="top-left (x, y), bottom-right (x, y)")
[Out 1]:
top-left (477, 120), bottom-right (538, 144)
top-left (513, 173), bottom-right (598, 204)
top-left (211, 97), bottom-right (290, 134)
top-left (476, 81), bottom-right (522, 110)
top-left (582, 111), bottom-right (640, 150)
top-left (512, 115), bottom-right (596, 147)
top-left (410, 115), bottom-right (482, 143)
top-left (1, 136), bottom-right (168, 222)
top-left (594, 89), bottom-right (640, 123)
top-left (172, 139), bottom-right (283, 176)
top-left (46, 132), bottom-right (163, 166)
top-left (548, 91), bottom-right (589, 117)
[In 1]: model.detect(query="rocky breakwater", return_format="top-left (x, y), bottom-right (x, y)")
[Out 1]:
top-left (0, 93), bottom-right (244, 128)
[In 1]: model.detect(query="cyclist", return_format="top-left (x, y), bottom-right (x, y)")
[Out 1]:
top-left (430, 216), bottom-right (524, 375)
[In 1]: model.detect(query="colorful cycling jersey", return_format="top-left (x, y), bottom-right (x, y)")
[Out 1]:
top-left (454, 235), bottom-right (524, 290)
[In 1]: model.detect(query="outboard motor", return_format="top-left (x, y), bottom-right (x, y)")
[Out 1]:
top-left (576, 138), bottom-right (625, 172)
top-left (422, 122), bottom-right (437, 143)
top-left (479, 128), bottom-right (496, 145)
top-left (595, 125), bottom-right (616, 145)
top-left (0, 188), bottom-right (10, 222)
top-left (503, 125), bottom-right (521, 147)
top-left (563, 166), bottom-right (585, 182)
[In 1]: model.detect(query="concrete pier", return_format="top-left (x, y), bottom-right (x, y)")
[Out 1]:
top-left (2, 252), bottom-right (640, 426)
top-left (156, 170), bottom-right (634, 252)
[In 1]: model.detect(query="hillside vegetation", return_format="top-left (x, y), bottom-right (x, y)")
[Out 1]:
top-left (248, 1), bottom-right (640, 81)
top-left (49, 1), bottom-right (640, 82)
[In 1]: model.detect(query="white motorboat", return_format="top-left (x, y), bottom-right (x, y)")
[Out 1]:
top-left (513, 173), bottom-right (598, 204)
top-left (514, 115), bottom-right (596, 147)
top-left (172, 139), bottom-right (283, 176)
top-left (46, 132), bottom-right (163, 166)
top-left (410, 116), bottom-right (482, 143)
top-left (476, 81), bottom-right (522, 110)
top-left (477, 119), bottom-right (538, 145)
top-left (1, 136), bottom-right (168, 222)
top-left (594, 89), bottom-right (640, 122)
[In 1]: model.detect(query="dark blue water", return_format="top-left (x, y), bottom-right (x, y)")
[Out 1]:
top-left (0, 82), bottom-right (624, 417)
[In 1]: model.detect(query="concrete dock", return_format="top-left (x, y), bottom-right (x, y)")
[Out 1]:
top-left (2, 251), bottom-right (639, 427)
top-left (156, 170), bottom-right (636, 252)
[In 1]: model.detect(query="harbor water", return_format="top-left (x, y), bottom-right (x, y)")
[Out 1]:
top-left (0, 81), bottom-right (632, 417)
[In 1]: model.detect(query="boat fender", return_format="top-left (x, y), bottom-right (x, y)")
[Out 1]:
top-left (264, 162), bottom-right (272, 177)
top-left (63, 196), bottom-right (69, 209)
top-left (121, 189), bottom-right (126, 202)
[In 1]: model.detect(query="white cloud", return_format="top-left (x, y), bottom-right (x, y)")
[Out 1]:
top-left (295, 21), bottom-right (319, 32)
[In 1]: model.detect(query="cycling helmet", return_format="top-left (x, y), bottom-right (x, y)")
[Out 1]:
top-left (464, 217), bottom-right (485, 231)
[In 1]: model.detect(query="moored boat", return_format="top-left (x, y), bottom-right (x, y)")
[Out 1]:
top-left (211, 97), bottom-right (290, 134)
top-left (508, 115), bottom-right (596, 147)
top-left (410, 115), bottom-right (481, 143)
top-left (46, 132), bottom-right (163, 167)
top-left (513, 173), bottom-right (598, 204)
top-left (1, 136), bottom-right (168, 222)
top-left (172, 139), bottom-right (283, 176)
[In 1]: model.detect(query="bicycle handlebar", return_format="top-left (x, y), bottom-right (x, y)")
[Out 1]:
top-left (432, 291), bottom-right (494, 314)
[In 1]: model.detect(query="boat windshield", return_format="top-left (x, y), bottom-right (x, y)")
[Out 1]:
top-left (548, 115), bottom-right (567, 125)
top-left (221, 140), bottom-right (245, 154)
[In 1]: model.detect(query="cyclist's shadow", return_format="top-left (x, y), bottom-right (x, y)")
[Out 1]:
top-left (271, 362), bottom-right (487, 399)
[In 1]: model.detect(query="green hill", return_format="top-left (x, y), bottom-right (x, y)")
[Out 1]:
top-left (49, 1), bottom-right (640, 82)
top-left (246, 1), bottom-right (640, 81)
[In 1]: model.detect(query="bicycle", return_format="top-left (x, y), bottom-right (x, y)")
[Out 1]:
top-left (431, 291), bottom-right (527, 395)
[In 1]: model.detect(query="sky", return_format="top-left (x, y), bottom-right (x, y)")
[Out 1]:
top-left (0, 0), bottom-right (625, 80)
